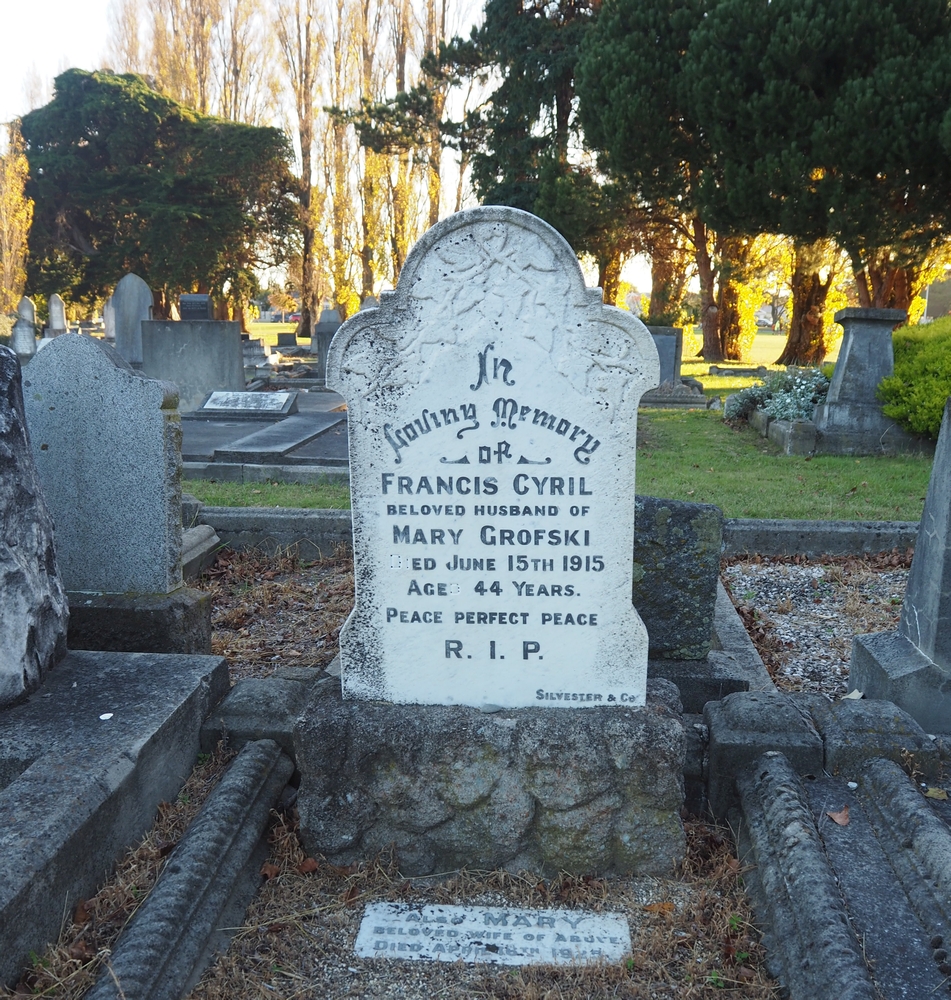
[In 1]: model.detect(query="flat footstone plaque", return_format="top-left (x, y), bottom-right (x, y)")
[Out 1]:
top-left (328, 207), bottom-right (659, 708)
top-left (200, 390), bottom-right (298, 416)
top-left (354, 903), bottom-right (631, 965)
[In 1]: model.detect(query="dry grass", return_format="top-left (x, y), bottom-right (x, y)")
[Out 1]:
top-left (0, 746), bottom-right (236, 999)
top-left (4, 549), bottom-right (784, 998)
top-left (185, 812), bottom-right (778, 1000)
top-left (201, 545), bottom-right (354, 683)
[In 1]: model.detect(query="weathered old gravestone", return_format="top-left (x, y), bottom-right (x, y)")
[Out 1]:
top-left (22, 335), bottom-right (211, 651)
top-left (850, 397), bottom-right (951, 730)
top-left (310, 306), bottom-right (342, 379)
top-left (0, 347), bottom-right (68, 708)
top-left (112, 273), bottom-right (153, 365)
top-left (46, 293), bottom-right (67, 337)
top-left (10, 297), bottom-right (37, 361)
top-left (328, 206), bottom-right (659, 708)
top-left (140, 319), bottom-right (244, 411)
top-left (813, 308), bottom-right (924, 454)
top-left (296, 208), bottom-right (683, 880)
top-left (102, 296), bottom-right (116, 341)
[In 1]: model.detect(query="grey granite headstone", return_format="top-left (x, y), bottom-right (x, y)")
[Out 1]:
top-left (0, 346), bottom-right (68, 708)
top-left (22, 335), bottom-right (183, 595)
top-left (112, 273), bottom-right (153, 365)
top-left (813, 308), bottom-right (923, 454)
top-left (10, 296), bottom-right (37, 360)
top-left (646, 326), bottom-right (683, 386)
top-left (310, 307), bottom-right (342, 379)
top-left (179, 294), bottom-right (213, 321)
top-left (850, 397), bottom-right (951, 729)
top-left (46, 293), bottom-right (67, 336)
top-left (327, 205), bottom-right (659, 708)
top-left (141, 320), bottom-right (245, 412)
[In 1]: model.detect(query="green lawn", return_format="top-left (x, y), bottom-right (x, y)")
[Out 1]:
top-left (636, 409), bottom-right (930, 520)
top-left (187, 331), bottom-right (928, 522)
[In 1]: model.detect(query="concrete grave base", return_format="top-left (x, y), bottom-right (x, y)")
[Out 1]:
top-left (295, 678), bottom-right (686, 878)
top-left (813, 401), bottom-right (933, 456)
top-left (66, 587), bottom-right (212, 655)
top-left (0, 649), bottom-right (228, 986)
top-left (850, 630), bottom-right (951, 734)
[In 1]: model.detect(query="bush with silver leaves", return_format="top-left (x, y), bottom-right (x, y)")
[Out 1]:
top-left (724, 368), bottom-right (830, 423)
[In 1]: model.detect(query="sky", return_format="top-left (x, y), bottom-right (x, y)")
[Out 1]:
top-left (1, 0), bottom-right (113, 124)
top-left (0, 0), bottom-right (654, 293)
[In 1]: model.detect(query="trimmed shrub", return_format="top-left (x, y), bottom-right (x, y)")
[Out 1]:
top-left (724, 368), bottom-right (830, 423)
top-left (878, 316), bottom-right (951, 440)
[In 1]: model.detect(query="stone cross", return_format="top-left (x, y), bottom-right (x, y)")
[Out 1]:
top-left (112, 273), bottom-right (154, 365)
top-left (47, 293), bottom-right (68, 336)
top-left (11, 296), bottom-right (37, 360)
top-left (22, 335), bottom-right (183, 595)
top-left (328, 206), bottom-right (659, 709)
top-left (0, 346), bottom-right (68, 708)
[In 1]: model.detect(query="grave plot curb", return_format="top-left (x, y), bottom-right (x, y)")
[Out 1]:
top-left (195, 506), bottom-right (920, 560)
top-left (85, 740), bottom-right (293, 1000)
top-left (735, 751), bottom-right (878, 1000)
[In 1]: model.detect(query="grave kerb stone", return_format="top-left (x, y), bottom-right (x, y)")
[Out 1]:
top-left (327, 205), bottom-right (659, 709)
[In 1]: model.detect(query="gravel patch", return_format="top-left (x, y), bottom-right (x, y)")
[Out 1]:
top-left (722, 553), bottom-right (912, 700)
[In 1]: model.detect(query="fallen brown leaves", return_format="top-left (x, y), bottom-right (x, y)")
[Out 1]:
top-left (198, 545), bottom-right (354, 684)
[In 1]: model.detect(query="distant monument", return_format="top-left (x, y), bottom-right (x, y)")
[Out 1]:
top-left (112, 273), bottom-right (154, 365)
top-left (10, 297), bottom-right (37, 361)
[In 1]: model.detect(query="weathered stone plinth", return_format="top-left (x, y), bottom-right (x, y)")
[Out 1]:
top-left (66, 588), bottom-right (212, 655)
top-left (814, 308), bottom-right (927, 455)
top-left (295, 679), bottom-right (686, 877)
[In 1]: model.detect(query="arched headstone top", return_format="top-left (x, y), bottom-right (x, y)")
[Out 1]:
top-left (327, 206), bottom-right (659, 709)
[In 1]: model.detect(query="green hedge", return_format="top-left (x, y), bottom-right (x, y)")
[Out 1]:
top-left (879, 316), bottom-right (951, 439)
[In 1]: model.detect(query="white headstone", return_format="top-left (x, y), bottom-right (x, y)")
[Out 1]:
top-left (22, 335), bottom-right (183, 595)
top-left (112, 273), bottom-right (154, 365)
top-left (47, 293), bottom-right (67, 335)
top-left (103, 296), bottom-right (116, 341)
top-left (11, 296), bottom-right (37, 358)
top-left (354, 902), bottom-right (631, 965)
top-left (328, 206), bottom-right (659, 708)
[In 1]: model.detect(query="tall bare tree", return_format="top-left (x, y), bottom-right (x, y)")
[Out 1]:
top-left (0, 122), bottom-right (33, 314)
top-left (276, 0), bottom-right (323, 338)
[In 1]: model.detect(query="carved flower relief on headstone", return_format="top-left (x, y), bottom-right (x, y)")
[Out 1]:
top-left (329, 207), bottom-right (660, 709)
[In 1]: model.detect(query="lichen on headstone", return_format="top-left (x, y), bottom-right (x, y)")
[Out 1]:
top-left (0, 346), bottom-right (68, 707)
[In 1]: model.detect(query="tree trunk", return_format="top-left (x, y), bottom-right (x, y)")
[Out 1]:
top-left (717, 279), bottom-right (743, 360)
top-left (854, 261), bottom-right (915, 310)
top-left (598, 252), bottom-right (622, 306)
top-left (776, 243), bottom-right (832, 365)
top-left (692, 216), bottom-right (722, 361)
top-left (647, 250), bottom-right (688, 325)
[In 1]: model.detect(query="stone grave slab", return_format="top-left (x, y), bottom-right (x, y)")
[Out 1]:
top-left (199, 390), bottom-right (299, 419)
top-left (354, 902), bottom-right (630, 966)
top-left (328, 206), bottom-right (659, 708)
top-left (179, 293), bottom-right (213, 320)
top-left (212, 411), bottom-right (346, 463)
top-left (11, 297), bottom-right (37, 360)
